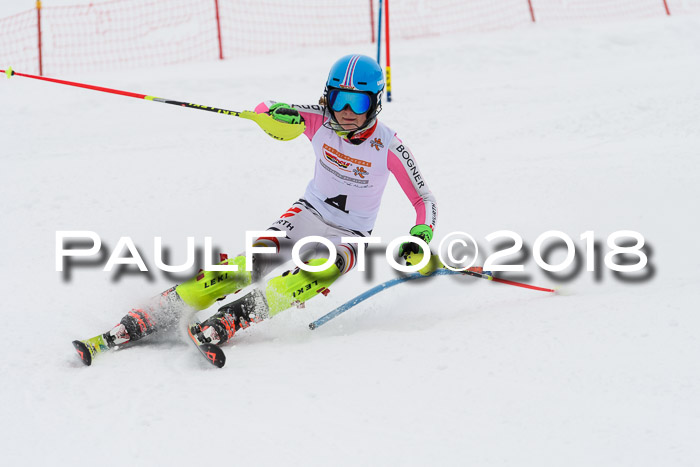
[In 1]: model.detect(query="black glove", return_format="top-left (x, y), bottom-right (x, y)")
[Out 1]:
top-left (398, 224), bottom-right (433, 258)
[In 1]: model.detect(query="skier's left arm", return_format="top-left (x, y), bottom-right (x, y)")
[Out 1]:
top-left (387, 135), bottom-right (438, 248)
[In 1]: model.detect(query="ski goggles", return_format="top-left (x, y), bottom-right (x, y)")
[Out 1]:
top-left (328, 89), bottom-right (372, 114)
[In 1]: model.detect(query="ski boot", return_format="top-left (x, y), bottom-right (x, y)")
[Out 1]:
top-left (192, 258), bottom-right (341, 345)
top-left (72, 308), bottom-right (154, 366)
top-left (193, 289), bottom-right (267, 346)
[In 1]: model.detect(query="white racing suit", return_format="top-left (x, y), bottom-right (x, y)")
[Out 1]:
top-left (178, 102), bottom-right (439, 315)
top-left (111, 103), bottom-right (440, 347)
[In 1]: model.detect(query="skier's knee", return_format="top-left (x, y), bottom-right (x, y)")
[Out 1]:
top-left (175, 256), bottom-right (252, 311)
top-left (264, 258), bottom-right (341, 316)
top-left (335, 243), bottom-right (359, 275)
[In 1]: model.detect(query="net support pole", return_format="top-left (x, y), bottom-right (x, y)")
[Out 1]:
top-left (527, 0), bottom-right (536, 22)
top-left (214, 0), bottom-right (224, 59)
top-left (36, 0), bottom-right (43, 76)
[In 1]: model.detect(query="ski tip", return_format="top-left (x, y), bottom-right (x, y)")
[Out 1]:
top-left (200, 343), bottom-right (226, 368)
top-left (71, 340), bottom-right (92, 366)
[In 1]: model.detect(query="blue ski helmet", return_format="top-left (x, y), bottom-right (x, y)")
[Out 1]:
top-left (324, 54), bottom-right (384, 119)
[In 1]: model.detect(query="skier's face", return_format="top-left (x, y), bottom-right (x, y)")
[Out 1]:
top-left (334, 107), bottom-right (368, 131)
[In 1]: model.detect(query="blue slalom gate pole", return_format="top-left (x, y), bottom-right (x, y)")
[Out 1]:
top-left (376, 0), bottom-right (383, 64)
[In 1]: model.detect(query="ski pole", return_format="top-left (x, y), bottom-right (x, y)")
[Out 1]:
top-left (1, 66), bottom-right (305, 141)
top-left (309, 269), bottom-right (462, 330)
top-left (309, 268), bottom-right (555, 330)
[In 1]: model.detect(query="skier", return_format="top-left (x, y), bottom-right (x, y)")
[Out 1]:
top-left (73, 54), bottom-right (438, 365)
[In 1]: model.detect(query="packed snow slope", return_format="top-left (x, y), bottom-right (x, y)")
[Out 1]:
top-left (2, 15), bottom-right (699, 467)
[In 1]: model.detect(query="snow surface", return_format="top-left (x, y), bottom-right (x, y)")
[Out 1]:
top-left (2, 13), bottom-right (700, 467)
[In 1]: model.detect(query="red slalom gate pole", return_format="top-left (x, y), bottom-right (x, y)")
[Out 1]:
top-left (460, 268), bottom-right (556, 293)
top-left (308, 268), bottom-right (555, 330)
top-left (490, 276), bottom-right (555, 293)
top-left (4, 68), bottom-right (154, 100)
top-left (0, 68), bottom-right (306, 140)
top-left (369, 0), bottom-right (375, 43)
top-left (662, 0), bottom-right (671, 15)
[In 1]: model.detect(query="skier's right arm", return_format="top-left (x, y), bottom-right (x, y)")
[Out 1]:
top-left (255, 101), bottom-right (326, 141)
